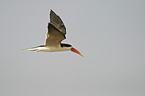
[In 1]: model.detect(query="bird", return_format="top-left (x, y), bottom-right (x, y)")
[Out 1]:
top-left (26, 10), bottom-right (83, 57)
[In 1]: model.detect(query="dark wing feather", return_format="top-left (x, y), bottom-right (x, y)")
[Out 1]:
top-left (45, 10), bottom-right (66, 46)
top-left (45, 23), bottom-right (66, 46)
top-left (50, 10), bottom-right (66, 35)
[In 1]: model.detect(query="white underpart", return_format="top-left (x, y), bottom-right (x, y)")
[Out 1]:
top-left (26, 46), bottom-right (72, 52)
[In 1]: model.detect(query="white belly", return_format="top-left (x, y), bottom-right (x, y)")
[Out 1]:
top-left (26, 46), bottom-right (70, 52)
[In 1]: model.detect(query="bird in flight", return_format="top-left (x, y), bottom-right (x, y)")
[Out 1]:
top-left (26, 10), bottom-right (83, 57)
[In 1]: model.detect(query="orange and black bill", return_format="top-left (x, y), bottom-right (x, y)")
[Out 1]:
top-left (71, 48), bottom-right (84, 57)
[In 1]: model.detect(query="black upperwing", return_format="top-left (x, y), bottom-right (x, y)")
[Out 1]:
top-left (45, 10), bottom-right (66, 46)
top-left (50, 10), bottom-right (66, 35)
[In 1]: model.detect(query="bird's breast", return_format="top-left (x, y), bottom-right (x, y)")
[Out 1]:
top-left (35, 46), bottom-right (70, 52)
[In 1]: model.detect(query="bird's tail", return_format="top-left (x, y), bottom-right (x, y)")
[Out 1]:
top-left (23, 47), bottom-right (39, 51)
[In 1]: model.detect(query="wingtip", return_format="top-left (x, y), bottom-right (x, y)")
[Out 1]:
top-left (50, 9), bottom-right (55, 13)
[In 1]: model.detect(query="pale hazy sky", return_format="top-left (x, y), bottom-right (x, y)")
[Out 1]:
top-left (0, 0), bottom-right (145, 96)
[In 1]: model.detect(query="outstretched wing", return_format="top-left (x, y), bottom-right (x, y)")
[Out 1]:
top-left (45, 10), bottom-right (66, 46)
top-left (50, 10), bottom-right (66, 34)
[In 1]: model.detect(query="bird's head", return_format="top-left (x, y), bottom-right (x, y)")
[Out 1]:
top-left (61, 43), bottom-right (84, 57)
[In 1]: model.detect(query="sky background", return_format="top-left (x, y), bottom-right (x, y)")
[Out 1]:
top-left (0, 0), bottom-right (145, 96)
